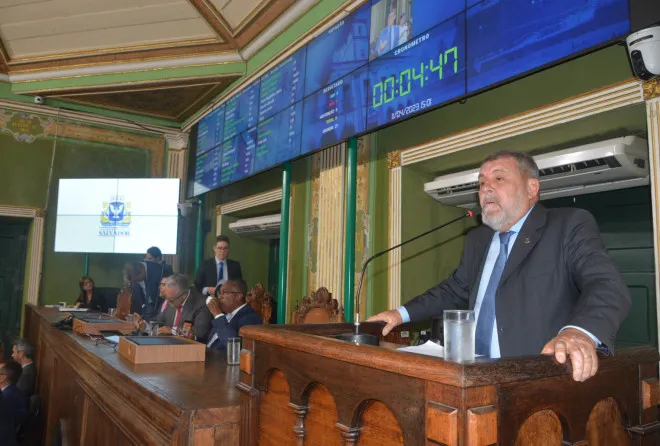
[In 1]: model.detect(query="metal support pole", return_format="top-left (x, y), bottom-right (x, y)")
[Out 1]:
top-left (277, 162), bottom-right (292, 324)
top-left (343, 138), bottom-right (358, 323)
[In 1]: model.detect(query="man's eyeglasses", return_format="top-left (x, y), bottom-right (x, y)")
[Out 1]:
top-left (220, 290), bottom-right (241, 297)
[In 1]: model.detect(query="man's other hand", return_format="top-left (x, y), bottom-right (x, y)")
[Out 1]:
top-left (366, 310), bottom-right (403, 336)
top-left (541, 328), bottom-right (598, 382)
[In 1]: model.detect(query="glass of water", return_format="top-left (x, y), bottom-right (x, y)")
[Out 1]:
top-left (443, 310), bottom-right (475, 363)
top-left (108, 308), bottom-right (116, 318)
top-left (226, 337), bottom-right (241, 365)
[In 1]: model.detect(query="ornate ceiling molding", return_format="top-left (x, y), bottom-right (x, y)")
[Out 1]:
top-left (643, 79), bottom-right (660, 101)
top-left (0, 97), bottom-right (180, 137)
top-left (9, 53), bottom-right (244, 84)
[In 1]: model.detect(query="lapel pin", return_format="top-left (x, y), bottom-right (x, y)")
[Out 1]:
top-left (524, 236), bottom-right (531, 244)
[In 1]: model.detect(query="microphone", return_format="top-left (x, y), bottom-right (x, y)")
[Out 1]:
top-left (336, 209), bottom-right (478, 346)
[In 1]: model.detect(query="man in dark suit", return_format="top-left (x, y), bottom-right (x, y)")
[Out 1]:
top-left (123, 261), bottom-right (164, 319)
top-left (0, 392), bottom-right (17, 446)
top-left (206, 279), bottom-right (262, 350)
top-left (0, 361), bottom-right (27, 432)
top-left (195, 235), bottom-right (243, 297)
top-left (11, 339), bottom-right (35, 398)
top-left (368, 151), bottom-right (631, 382)
top-left (145, 246), bottom-right (174, 278)
top-left (138, 273), bottom-right (213, 343)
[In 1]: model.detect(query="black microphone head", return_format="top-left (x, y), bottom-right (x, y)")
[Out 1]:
top-left (466, 208), bottom-right (481, 218)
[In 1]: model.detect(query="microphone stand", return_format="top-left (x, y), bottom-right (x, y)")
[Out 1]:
top-left (336, 210), bottom-right (476, 346)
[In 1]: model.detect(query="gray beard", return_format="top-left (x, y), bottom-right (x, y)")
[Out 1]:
top-left (482, 211), bottom-right (509, 232)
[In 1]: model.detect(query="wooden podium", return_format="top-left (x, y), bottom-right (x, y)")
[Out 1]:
top-left (237, 323), bottom-right (660, 445)
top-left (72, 314), bottom-right (134, 335)
top-left (118, 335), bottom-right (206, 364)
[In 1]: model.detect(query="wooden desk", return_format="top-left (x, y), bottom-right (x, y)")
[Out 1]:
top-left (238, 323), bottom-right (660, 445)
top-left (24, 305), bottom-right (241, 446)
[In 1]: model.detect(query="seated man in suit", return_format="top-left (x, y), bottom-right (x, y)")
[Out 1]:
top-left (0, 361), bottom-right (27, 431)
top-left (195, 235), bottom-right (243, 297)
top-left (11, 339), bottom-right (35, 398)
top-left (123, 261), bottom-right (163, 319)
top-left (0, 392), bottom-right (17, 446)
top-left (368, 151), bottom-right (631, 382)
top-left (137, 273), bottom-right (213, 343)
top-left (206, 279), bottom-right (262, 350)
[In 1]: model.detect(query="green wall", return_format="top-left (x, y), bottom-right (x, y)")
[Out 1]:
top-left (0, 124), bottom-right (154, 307)
top-left (217, 215), bottom-right (271, 293)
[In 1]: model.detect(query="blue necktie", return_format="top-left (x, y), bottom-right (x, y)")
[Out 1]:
top-left (217, 261), bottom-right (224, 284)
top-left (475, 231), bottom-right (513, 357)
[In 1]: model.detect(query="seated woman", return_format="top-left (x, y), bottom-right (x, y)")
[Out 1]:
top-left (74, 276), bottom-right (104, 310)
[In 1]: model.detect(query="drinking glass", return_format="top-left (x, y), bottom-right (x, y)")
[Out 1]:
top-left (108, 308), bottom-right (116, 318)
top-left (443, 310), bottom-right (475, 362)
top-left (227, 337), bottom-right (241, 365)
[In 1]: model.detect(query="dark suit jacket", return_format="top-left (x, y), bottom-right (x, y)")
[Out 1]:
top-left (195, 258), bottom-right (243, 293)
top-left (75, 290), bottom-right (106, 312)
top-left (207, 304), bottom-right (262, 350)
top-left (2, 384), bottom-right (27, 430)
top-left (16, 363), bottom-right (35, 398)
top-left (404, 205), bottom-right (631, 357)
top-left (0, 393), bottom-right (17, 446)
top-left (153, 288), bottom-right (213, 343)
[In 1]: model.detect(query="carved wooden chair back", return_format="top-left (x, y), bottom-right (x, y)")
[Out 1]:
top-left (246, 283), bottom-right (273, 326)
top-left (293, 287), bottom-right (345, 324)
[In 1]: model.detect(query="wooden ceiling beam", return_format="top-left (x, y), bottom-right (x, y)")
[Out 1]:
top-left (234, 0), bottom-right (296, 47)
top-left (6, 42), bottom-right (234, 73)
top-left (188, 0), bottom-right (239, 48)
top-left (0, 38), bottom-right (10, 74)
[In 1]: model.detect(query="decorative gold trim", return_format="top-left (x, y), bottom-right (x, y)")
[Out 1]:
top-left (9, 49), bottom-right (238, 75)
top-left (219, 0), bottom-right (272, 36)
top-left (401, 79), bottom-right (643, 166)
top-left (0, 206), bottom-right (44, 305)
top-left (644, 79), bottom-right (660, 101)
top-left (15, 72), bottom-right (243, 96)
top-left (7, 38), bottom-right (221, 65)
top-left (388, 166), bottom-right (402, 309)
top-left (646, 98), bottom-right (660, 354)
top-left (216, 205), bottom-right (222, 216)
top-left (387, 150), bottom-right (401, 169)
top-left (12, 63), bottom-right (245, 85)
top-left (220, 188), bottom-right (282, 214)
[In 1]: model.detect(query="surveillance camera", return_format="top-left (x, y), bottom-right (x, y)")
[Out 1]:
top-left (33, 96), bottom-right (44, 105)
top-left (177, 202), bottom-right (195, 217)
top-left (627, 26), bottom-right (660, 81)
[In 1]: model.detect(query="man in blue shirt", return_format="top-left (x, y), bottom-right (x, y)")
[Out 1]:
top-left (368, 151), bottom-right (631, 382)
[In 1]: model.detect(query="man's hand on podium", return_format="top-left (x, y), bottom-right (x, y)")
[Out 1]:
top-left (541, 328), bottom-right (598, 382)
top-left (366, 310), bottom-right (403, 336)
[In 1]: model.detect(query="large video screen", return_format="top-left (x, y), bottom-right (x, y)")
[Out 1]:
top-left (368, 0), bottom-right (463, 60)
top-left (301, 67), bottom-right (368, 155)
top-left (190, 0), bottom-right (630, 196)
top-left (55, 179), bottom-right (179, 254)
top-left (256, 101), bottom-right (303, 172)
top-left (193, 145), bottom-right (222, 196)
top-left (304, 3), bottom-right (370, 96)
top-left (367, 14), bottom-right (466, 130)
top-left (466, 0), bottom-right (630, 93)
top-left (259, 48), bottom-right (307, 122)
top-left (196, 104), bottom-right (225, 155)
top-left (223, 82), bottom-right (260, 141)
top-left (220, 130), bottom-right (257, 185)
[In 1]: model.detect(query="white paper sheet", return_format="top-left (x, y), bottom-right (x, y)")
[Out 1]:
top-left (397, 340), bottom-right (444, 358)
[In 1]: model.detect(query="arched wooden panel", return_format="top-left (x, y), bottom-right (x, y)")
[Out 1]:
top-left (259, 370), bottom-right (296, 446)
top-left (304, 384), bottom-right (342, 446)
top-left (514, 410), bottom-right (562, 446)
top-left (586, 398), bottom-right (631, 446)
top-left (357, 400), bottom-right (404, 446)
